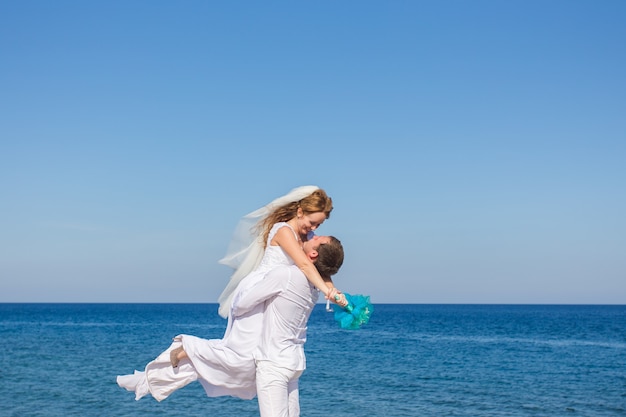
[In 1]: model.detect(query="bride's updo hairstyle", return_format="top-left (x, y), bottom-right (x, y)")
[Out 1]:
top-left (260, 188), bottom-right (333, 248)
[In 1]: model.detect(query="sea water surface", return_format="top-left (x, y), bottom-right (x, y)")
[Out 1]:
top-left (1, 303), bottom-right (625, 416)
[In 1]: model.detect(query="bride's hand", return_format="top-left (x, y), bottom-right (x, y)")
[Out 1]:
top-left (325, 287), bottom-right (338, 301)
top-left (333, 292), bottom-right (348, 308)
top-left (325, 285), bottom-right (348, 307)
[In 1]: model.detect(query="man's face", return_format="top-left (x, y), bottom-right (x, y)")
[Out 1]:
top-left (303, 235), bottom-right (331, 258)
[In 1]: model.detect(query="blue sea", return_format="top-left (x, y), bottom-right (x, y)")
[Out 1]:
top-left (1, 303), bottom-right (625, 416)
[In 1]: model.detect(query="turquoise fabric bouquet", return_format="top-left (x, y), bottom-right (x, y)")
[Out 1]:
top-left (334, 293), bottom-right (373, 330)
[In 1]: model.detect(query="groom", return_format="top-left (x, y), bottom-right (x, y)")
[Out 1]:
top-left (232, 235), bottom-right (344, 417)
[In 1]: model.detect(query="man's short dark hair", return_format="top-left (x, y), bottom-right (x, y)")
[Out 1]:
top-left (315, 236), bottom-right (344, 278)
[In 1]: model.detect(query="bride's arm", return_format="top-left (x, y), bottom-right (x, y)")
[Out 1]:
top-left (272, 226), bottom-right (345, 305)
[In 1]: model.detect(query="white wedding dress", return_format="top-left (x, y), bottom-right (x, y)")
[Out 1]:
top-left (117, 222), bottom-right (298, 401)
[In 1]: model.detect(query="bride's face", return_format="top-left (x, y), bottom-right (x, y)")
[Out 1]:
top-left (296, 211), bottom-right (327, 236)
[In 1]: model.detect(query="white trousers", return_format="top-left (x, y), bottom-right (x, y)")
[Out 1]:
top-left (256, 360), bottom-right (303, 417)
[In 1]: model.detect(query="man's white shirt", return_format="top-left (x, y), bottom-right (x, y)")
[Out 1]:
top-left (232, 264), bottom-right (320, 371)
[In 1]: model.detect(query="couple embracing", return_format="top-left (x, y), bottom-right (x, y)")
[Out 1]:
top-left (117, 186), bottom-right (348, 416)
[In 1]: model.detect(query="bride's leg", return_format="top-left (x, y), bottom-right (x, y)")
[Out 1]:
top-left (144, 339), bottom-right (198, 401)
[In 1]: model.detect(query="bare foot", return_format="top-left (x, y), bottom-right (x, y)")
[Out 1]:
top-left (170, 346), bottom-right (186, 368)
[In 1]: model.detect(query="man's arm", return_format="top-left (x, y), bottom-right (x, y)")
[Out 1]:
top-left (232, 266), bottom-right (290, 316)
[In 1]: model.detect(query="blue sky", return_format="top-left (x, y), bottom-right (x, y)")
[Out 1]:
top-left (1, 1), bottom-right (625, 304)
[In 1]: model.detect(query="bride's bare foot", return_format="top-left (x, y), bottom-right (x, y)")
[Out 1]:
top-left (170, 346), bottom-right (186, 368)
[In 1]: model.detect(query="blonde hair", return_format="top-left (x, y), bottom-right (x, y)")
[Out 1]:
top-left (260, 188), bottom-right (333, 248)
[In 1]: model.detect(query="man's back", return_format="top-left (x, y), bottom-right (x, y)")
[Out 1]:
top-left (235, 264), bottom-right (319, 371)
